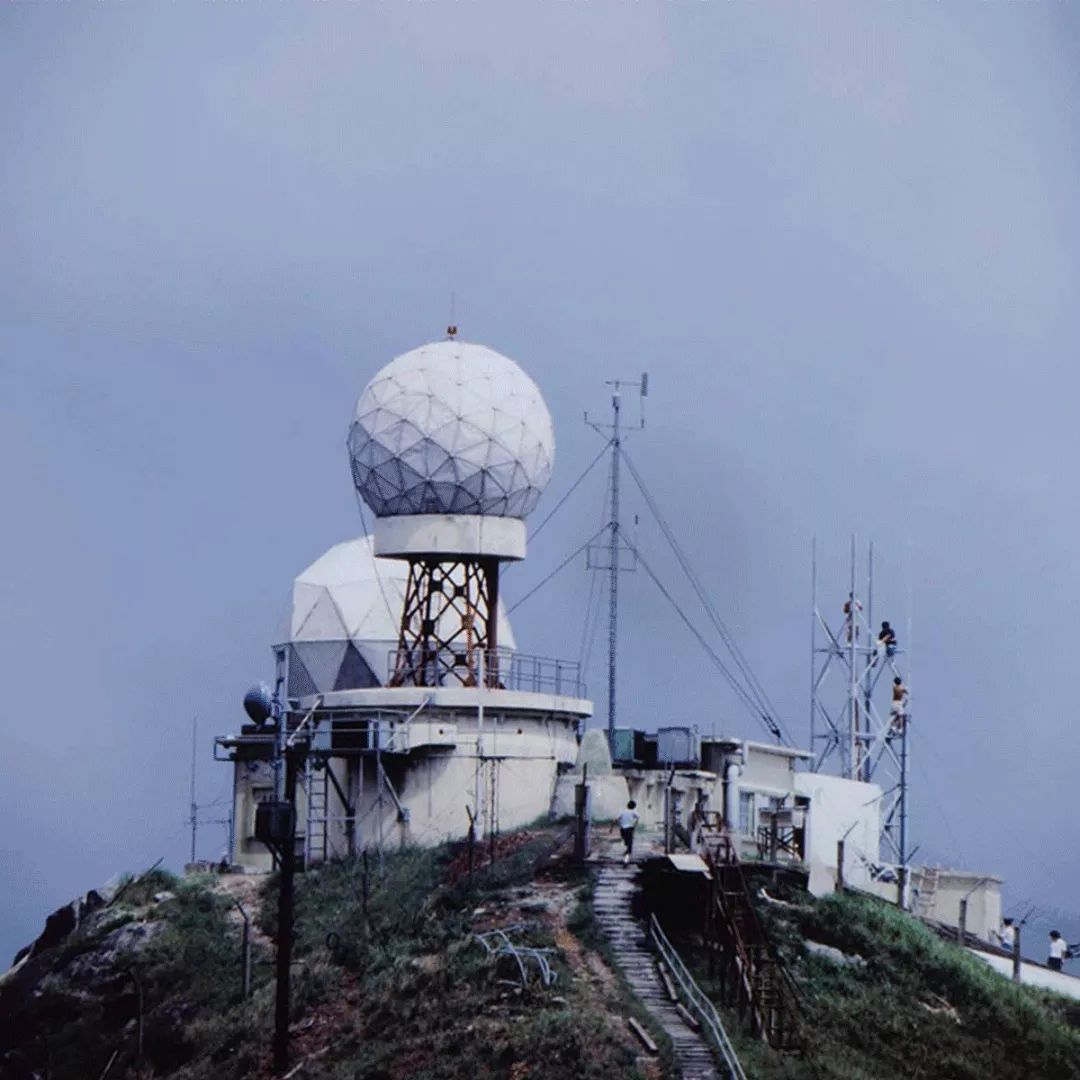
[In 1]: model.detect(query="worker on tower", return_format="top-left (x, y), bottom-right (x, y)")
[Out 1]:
top-left (890, 677), bottom-right (909, 734)
top-left (843, 593), bottom-right (862, 644)
top-left (877, 621), bottom-right (897, 660)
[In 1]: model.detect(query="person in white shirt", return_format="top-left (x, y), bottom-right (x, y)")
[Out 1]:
top-left (617, 801), bottom-right (639, 865)
top-left (1048, 930), bottom-right (1068, 971)
top-left (997, 918), bottom-right (1016, 952)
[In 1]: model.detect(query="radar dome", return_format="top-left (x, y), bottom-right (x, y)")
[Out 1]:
top-left (347, 340), bottom-right (555, 519)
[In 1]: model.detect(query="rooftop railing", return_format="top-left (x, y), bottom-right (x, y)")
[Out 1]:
top-left (388, 646), bottom-right (586, 699)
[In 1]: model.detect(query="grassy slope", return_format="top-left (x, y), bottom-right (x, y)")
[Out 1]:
top-left (252, 831), bottom-right (676, 1080)
top-left (697, 886), bottom-right (1080, 1080)
top-left (1, 829), bottom-right (675, 1080)
top-left (12, 843), bottom-right (1075, 1080)
top-left (0, 868), bottom-right (262, 1079)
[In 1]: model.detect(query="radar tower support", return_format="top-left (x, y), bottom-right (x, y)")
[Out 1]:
top-left (810, 538), bottom-right (911, 881)
top-left (391, 555), bottom-right (500, 687)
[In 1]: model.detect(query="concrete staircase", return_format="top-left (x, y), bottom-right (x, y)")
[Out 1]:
top-left (594, 860), bottom-right (718, 1080)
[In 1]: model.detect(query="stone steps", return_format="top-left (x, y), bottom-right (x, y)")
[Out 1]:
top-left (593, 863), bottom-right (720, 1080)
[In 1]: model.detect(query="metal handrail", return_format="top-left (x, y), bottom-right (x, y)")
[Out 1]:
top-left (388, 647), bottom-right (585, 697)
top-left (649, 914), bottom-right (748, 1080)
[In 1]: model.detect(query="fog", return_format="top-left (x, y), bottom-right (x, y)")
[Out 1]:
top-left (2, 0), bottom-right (1078, 961)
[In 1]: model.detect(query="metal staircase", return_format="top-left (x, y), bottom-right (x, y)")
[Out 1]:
top-left (701, 831), bottom-right (804, 1052)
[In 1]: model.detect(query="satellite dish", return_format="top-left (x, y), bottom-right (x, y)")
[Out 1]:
top-left (243, 683), bottom-right (274, 725)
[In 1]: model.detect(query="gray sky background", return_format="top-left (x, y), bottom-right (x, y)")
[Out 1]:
top-left (2, 0), bottom-right (1078, 962)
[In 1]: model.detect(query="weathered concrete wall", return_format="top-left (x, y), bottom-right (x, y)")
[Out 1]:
top-left (742, 746), bottom-right (797, 793)
top-left (551, 773), bottom-right (630, 820)
top-left (230, 709), bottom-right (579, 868)
top-left (795, 771), bottom-right (881, 895)
top-left (915, 870), bottom-right (1002, 943)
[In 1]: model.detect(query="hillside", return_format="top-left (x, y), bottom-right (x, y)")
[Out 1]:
top-left (3, 831), bottom-right (1080, 1079)
top-left (684, 876), bottom-right (1080, 1080)
top-left (0, 826), bottom-right (675, 1080)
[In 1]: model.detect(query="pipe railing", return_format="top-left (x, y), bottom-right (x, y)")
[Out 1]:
top-left (649, 914), bottom-right (748, 1080)
top-left (388, 647), bottom-right (585, 697)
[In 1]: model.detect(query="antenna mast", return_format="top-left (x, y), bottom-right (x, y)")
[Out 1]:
top-left (608, 389), bottom-right (620, 754)
top-left (811, 539), bottom-right (912, 900)
top-left (586, 374), bottom-right (647, 754)
top-left (189, 716), bottom-right (197, 864)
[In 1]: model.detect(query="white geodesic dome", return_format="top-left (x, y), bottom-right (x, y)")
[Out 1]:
top-left (286, 536), bottom-right (516, 696)
top-left (347, 340), bottom-right (555, 518)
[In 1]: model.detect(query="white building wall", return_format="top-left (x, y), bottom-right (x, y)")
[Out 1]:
top-left (794, 771), bottom-right (882, 895)
top-left (230, 708), bottom-right (580, 869)
top-left (742, 747), bottom-right (798, 792)
top-left (968, 949), bottom-right (1080, 1001)
top-left (913, 870), bottom-right (1002, 942)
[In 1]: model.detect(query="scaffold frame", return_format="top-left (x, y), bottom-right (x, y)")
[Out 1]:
top-left (810, 538), bottom-right (911, 878)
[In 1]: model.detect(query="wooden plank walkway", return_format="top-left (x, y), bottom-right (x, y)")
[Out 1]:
top-left (594, 860), bottom-right (718, 1080)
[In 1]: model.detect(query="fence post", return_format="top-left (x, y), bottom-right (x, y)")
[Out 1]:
top-left (836, 839), bottom-right (845, 891)
top-left (1013, 928), bottom-right (1022, 984)
top-left (574, 763), bottom-right (592, 861)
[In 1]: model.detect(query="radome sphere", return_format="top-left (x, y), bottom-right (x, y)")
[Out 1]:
top-left (347, 340), bottom-right (555, 518)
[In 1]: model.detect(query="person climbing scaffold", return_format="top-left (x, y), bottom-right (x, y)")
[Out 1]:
top-left (876, 621), bottom-right (898, 661)
top-left (890, 677), bottom-right (909, 734)
top-left (843, 593), bottom-right (862, 644)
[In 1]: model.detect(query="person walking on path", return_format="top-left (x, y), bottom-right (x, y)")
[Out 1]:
top-left (618, 801), bottom-right (639, 865)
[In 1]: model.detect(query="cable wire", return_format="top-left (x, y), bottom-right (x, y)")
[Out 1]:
top-left (506, 525), bottom-right (609, 616)
top-left (528, 440), bottom-right (612, 544)
top-left (577, 559), bottom-right (601, 669)
top-left (620, 534), bottom-right (785, 742)
top-left (620, 447), bottom-right (791, 744)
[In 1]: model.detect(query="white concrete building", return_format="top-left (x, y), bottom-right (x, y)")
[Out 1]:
top-left (218, 338), bottom-right (592, 871)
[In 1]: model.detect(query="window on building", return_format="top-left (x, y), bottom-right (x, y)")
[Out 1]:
top-left (738, 791), bottom-right (755, 835)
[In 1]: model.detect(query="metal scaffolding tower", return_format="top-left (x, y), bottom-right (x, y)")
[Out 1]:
top-left (810, 539), bottom-right (911, 879)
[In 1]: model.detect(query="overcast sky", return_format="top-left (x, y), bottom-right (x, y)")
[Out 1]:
top-left (3, 0), bottom-right (1079, 963)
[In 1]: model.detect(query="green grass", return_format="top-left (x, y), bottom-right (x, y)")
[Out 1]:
top-left (34, 833), bottom-right (1077, 1080)
top-left (689, 883), bottom-right (1080, 1080)
top-left (0, 871), bottom-right (273, 1080)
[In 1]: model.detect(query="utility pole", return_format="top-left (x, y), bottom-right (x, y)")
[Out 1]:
top-left (246, 659), bottom-right (318, 1078)
top-left (273, 744), bottom-right (299, 1076)
top-left (189, 716), bottom-right (198, 864)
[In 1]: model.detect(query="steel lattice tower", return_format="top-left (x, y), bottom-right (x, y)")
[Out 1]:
top-left (586, 375), bottom-right (647, 754)
top-left (810, 539), bottom-right (911, 883)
